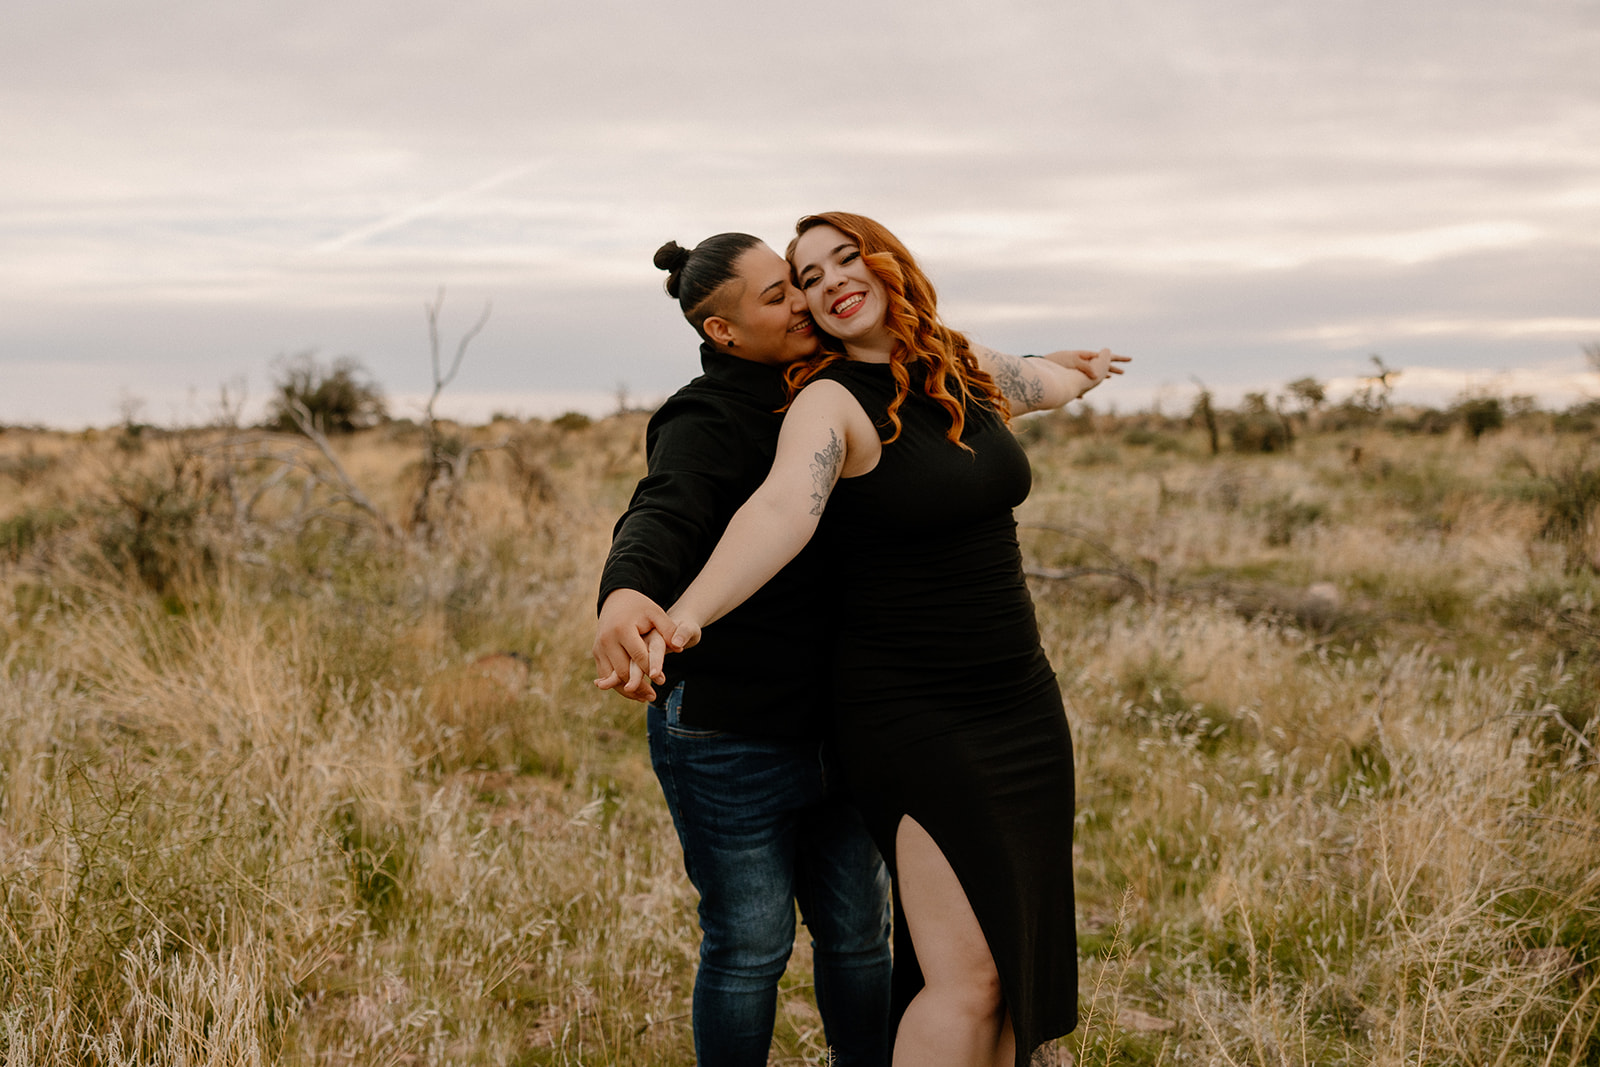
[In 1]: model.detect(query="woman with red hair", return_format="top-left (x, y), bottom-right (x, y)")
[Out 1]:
top-left (658, 212), bottom-right (1127, 1067)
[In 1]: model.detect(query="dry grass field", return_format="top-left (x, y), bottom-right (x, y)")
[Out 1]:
top-left (1, 403), bottom-right (1596, 1065)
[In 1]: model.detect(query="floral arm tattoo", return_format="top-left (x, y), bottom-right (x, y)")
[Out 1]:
top-left (808, 429), bottom-right (844, 516)
top-left (988, 353), bottom-right (1046, 408)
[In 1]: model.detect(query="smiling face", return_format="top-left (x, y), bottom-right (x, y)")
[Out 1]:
top-left (701, 243), bottom-right (817, 366)
top-left (790, 224), bottom-right (892, 355)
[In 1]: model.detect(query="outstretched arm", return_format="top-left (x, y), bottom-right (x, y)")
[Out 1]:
top-left (663, 380), bottom-right (870, 652)
top-left (972, 344), bottom-right (1130, 416)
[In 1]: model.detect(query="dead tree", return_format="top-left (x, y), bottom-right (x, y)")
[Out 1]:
top-left (410, 288), bottom-right (506, 536)
top-left (1191, 378), bottom-right (1220, 456)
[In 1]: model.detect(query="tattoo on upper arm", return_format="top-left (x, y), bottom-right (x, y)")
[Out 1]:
top-left (808, 429), bottom-right (844, 516)
top-left (990, 354), bottom-right (1046, 408)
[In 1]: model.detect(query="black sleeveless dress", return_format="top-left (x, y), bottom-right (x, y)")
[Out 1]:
top-left (815, 360), bottom-right (1077, 1066)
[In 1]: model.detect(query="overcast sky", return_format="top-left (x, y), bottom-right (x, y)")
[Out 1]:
top-left (3, 0), bottom-right (1598, 427)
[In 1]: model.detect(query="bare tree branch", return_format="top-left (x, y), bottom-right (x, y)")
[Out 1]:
top-left (1018, 522), bottom-right (1157, 600)
top-left (424, 287), bottom-right (493, 422)
top-left (242, 462), bottom-right (295, 525)
top-left (413, 289), bottom-right (494, 535)
top-left (285, 399), bottom-right (401, 538)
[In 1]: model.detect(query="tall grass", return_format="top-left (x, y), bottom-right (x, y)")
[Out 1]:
top-left (1, 416), bottom-right (1595, 1065)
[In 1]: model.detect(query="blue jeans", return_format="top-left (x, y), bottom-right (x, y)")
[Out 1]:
top-left (649, 683), bottom-right (893, 1067)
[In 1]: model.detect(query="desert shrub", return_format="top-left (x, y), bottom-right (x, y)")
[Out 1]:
top-left (1321, 399), bottom-right (1382, 431)
top-left (0, 451), bottom-right (56, 486)
top-left (1121, 426), bottom-right (1155, 446)
top-left (1384, 406), bottom-right (1455, 435)
top-left (1258, 494), bottom-right (1325, 546)
top-left (1228, 395), bottom-right (1289, 453)
top-left (1072, 440), bottom-right (1123, 467)
top-left (97, 495), bottom-right (201, 595)
top-left (1229, 416), bottom-right (1288, 453)
top-left (267, 353), bottom-right (387, 434)
top-left (1122, 427), bottom-right (1186, 454)
top-left (90, 449), bottom-right (224, 597)
top-left (115, 422), bottom-right (147, 455)
top-left (0, 507), bottom-right (75, 562)
top-left (1360, 453), bottom-right (1473, 516)
top-left (552, 411), bottom-right (593, 432)
top-left (1500, 580), bottom-right (1600, 752)
top-left (1530, 452), bottom-right (1600, 571)
top-left (1553, 399), bottom-right (1600, 434)
top-left (1453, 395), bottom-right (1505, 440)
top-left (1053, 403), bottom-right (1104, 437)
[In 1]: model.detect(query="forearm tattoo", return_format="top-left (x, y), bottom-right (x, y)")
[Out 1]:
top-left (991, 354), bottom-right (1046, 408)
top-left (808, 429), bottom-right (844, 516)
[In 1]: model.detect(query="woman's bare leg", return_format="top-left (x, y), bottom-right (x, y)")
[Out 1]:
top-left (891, 816), bottom-right (1016, 1067)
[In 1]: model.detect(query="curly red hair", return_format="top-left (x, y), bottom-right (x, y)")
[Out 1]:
top-left (782, 212), bottom-right (1009, 448)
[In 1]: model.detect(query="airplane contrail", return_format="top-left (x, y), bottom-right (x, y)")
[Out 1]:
top-left (310, 160), bottom-right (545, 254)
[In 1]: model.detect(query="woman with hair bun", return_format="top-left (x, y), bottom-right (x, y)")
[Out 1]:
top-left (596, 232), bottom-right (894, 1067)
top-left (655, 212), bottom-right (1129, 1067)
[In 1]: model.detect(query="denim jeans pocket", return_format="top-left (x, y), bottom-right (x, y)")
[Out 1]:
top-left (659, 681), bottom-right (724, 739)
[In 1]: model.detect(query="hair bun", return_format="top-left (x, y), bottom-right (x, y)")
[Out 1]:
top-left (654, 240), bottom-right (693, 299)
top-left (654, 240), bottom-right (692, 274)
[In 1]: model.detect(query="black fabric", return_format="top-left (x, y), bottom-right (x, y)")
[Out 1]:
top-left (599, 343), bottom-right (829, 739)
top-left (816, 360), bottom-right (1078, 1065)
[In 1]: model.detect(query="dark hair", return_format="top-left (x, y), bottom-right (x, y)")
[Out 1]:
top-left (653, 233), bottom-right (763, 342)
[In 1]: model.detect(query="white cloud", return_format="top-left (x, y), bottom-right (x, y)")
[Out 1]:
top-left (1281, 317), bottom-right (1600, 346)
top-left (3, 0), bottom-right (1599, 425)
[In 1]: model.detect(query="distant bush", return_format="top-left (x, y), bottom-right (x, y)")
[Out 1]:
top-left (1383, 407), bottom-right (1454, 435)
top-left (1071, 440), bottom-right (1123, 467)
top-left (1259, 494), bottom-right (1326, 546)
top-left (1122, 427), bottom-right (1186, 454)
top-left (1229, 395), bottom-right (1289, 453)
top-left (1532, 452), bottom-right (1600, 571)
top-left (267, 353), bottom-right (387, 434)
top-left (0, 451), bottom-right (56, 486)
top-left (96, 473), bottom-right (210, 595)
top-left (1321, 400), bottom-right (1381, 432)
top-left (1230, 416), bottom-right (1288, 453)
top-left (1452, 396), bottom-right (1505, 441)
top-left (551, 411), bottom-right (592, 432)
top-left (1553, 399), bottom-right (1600, 434)
top-left (1284, 376), bottom-right (1326, 413)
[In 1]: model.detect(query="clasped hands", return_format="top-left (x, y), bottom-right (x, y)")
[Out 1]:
top-left (592, 588), bottom-right (699, 703)
top-left (1058, 348), bottom-right (1130, 388)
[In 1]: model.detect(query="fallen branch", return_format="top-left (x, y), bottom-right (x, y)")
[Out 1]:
top-left (1018, 522), bottom-right (1157, 600)
top-left (285, 400), bottom-right (401, 539)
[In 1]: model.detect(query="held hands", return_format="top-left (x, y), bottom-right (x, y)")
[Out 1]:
top-left (637, 614), bottom-right (704, 678)
top-left (592, 589), bottom-right (704, 703)
top-left (592, 589), bottom-right (676, 703)
top-left (630, 616), bottom-right (702, 694)
top-left (1062, 348), bottom-right (1131, 390)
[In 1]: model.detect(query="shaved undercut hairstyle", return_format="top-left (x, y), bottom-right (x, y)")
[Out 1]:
top-left (654, 233), bottom-right (764, 343)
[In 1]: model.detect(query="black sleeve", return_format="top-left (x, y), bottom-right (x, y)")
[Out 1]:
top-left (597, 396), bottom-right (750, 613)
